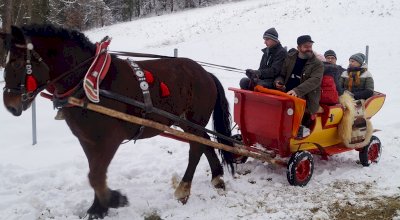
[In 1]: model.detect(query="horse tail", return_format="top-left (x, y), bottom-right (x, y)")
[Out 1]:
top-left (209, 73), bottom-right (235, 175)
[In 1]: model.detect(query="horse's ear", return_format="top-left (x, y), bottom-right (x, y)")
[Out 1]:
top-left (11, 25), bottom-right (25, 44)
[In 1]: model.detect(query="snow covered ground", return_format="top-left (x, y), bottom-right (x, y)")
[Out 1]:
top-left (1, 0), bottom-right (400, 219)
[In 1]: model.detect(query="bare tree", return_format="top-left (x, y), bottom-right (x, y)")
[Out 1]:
top-left (0, 0), bottom-right (12, 67)
top-left (32, 0), bottom-right (50, 24)
top-left (2, 0), bottom-right (12, 32)
top-left (0, 0), bottom-right (230, 35)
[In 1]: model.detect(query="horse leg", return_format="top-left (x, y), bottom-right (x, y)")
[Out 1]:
top-left (174, 139), bottom-right (203, 204)
top-left (80, 139), bottom-right (128, 219)
top-left (203, 146), bottom-right (225, 190)
top-left (174, 131), bottom-right (225, 203)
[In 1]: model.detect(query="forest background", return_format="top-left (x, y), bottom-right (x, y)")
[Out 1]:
top-left (0, 0), bottom-right (234, 67)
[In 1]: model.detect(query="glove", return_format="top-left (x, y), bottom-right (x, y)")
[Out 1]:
top-left (274, 78), bottom-right (285, 91)
top-left (245, 69), bottom-right (261, 79)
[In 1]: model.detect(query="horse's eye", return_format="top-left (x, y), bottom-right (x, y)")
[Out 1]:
top-left (11, 60), bottom-right (24, 69)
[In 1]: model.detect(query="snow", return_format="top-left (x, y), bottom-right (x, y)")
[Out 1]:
top-left (1, 0), bottom-right (400, 219)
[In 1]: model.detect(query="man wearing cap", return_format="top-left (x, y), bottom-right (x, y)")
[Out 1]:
top-left (324, 49), bottom-right (346, 75)
top-left (323, 49), bottom-right (344, 97)
top-left (324, 50), bottom-right (338, 65)
top-left (275, 35), bottom-right (324, 115)
top-left (339, 52), bottom-right (374, 100)
top-left (240, 27), bottom-right (287, 90)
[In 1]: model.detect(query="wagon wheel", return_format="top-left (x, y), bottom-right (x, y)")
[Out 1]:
top-left (231, 134), bottom-right (248, 164)
top-left (359, 135), bottom-right (382, 167)
top-left (287, 151), bottom-right (314, 186)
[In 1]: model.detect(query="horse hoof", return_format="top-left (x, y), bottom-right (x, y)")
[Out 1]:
top-left (174, 181), bottom-right (191, 204)
top-left (211, 175), bottom-right (225, 190)
top-left (87, 213), bottom-right (105, 220)
top-left (178, 196), bottom-right (189, 204)
top-left (108, 190), bottom-right (129, 208)
top-left (87, 205), bottom-right (108, 220)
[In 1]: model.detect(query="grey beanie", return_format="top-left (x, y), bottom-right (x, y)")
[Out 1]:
top-left (263, 28), bottom-right (279, 42)
top-left (324, 50), bottom-right (337, 59)
top-left (349, 53), bottom-right (366, 65)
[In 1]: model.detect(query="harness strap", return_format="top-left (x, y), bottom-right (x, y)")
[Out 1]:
top-left (126, 59), bottom-right (154, 141)
top-left (127, 59), bottom-right (153, 112)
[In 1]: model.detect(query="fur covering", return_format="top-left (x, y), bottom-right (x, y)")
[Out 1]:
top-left (338, 91), bottom-right (373, 148)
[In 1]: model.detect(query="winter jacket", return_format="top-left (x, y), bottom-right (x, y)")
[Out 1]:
top-left (339, 63), bottom-right (374, 100)
top-left (320, 62), bottom-right (341, 104)
top-left (324, 62), bottom-right (343, 96)
top-left (257, 43), bottom-right (287, 87)
top-left (276, 50), bottom-right (324, 114)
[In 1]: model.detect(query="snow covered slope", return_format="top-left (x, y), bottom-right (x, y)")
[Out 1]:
top-left (1, 0), bottom-right (400, 219)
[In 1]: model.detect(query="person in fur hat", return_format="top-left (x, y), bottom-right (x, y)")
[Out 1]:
top-left (339, 53), bottom-right (374, 100)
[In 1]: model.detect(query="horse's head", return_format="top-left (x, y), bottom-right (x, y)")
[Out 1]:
top-left (1, 26), bottom-right (50, 116)
top-left (1, 24), bottom-right (96, 116)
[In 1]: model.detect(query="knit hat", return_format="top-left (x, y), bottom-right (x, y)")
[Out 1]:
top-left (324, 50), bottom-right (337, 59)
top-left (297, 35), bottom-right (314, 45)
top-left (263, 28), bottom-right (279, 42)
top-left (349, 53), bottom-right (366, 65)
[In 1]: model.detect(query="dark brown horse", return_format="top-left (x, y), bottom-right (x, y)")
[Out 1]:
top-left (1, 24), bottom-right (234, 219)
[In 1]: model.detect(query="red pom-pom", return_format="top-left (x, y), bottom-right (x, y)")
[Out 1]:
top-left (26, 75), bottom-right (37, 92)
top-left (144, 70), bottom-right (154, 84)
top-left (160, 82), bottom-right (170, 97)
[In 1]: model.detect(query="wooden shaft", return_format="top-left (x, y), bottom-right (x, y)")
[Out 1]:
top-left (68, 97), bottom-right (278, 164)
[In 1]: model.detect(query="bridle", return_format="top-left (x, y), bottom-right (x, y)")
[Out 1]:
top-left (3, 35), bottom-right (98, 103)
top-left (3, 36), bottom-right (50, 103)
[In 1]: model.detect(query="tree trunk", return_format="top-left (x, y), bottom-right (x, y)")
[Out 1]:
top-left (26, 0), bottom-right (33, 24)
top-left (0, 0), bottom-right (13, 67)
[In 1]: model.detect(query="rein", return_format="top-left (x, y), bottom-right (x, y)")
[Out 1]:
top-left (109, 50), bottom-right (246, 73)
top-left (47, 54), bottom-right (97, 89)
top-left (8, 39), bottom-right (244, 105)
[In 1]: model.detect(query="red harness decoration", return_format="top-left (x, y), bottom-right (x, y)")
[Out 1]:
top-left (26, 75), bottom-right (38, 93)
top-left (83, 37), bottom-right (112, 103)
top-left (144, 70), bottom-right (154, 84)
top-left (143, 70), bottom-right (170, 97)
top-left (160, 82), bottom-right (170, 97)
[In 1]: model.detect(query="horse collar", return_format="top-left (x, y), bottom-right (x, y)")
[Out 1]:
top-left (83, 37), bottom-right (112, 103)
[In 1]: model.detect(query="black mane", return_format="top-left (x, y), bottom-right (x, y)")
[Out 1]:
top-left (21, 23), bottom-right (95, 50)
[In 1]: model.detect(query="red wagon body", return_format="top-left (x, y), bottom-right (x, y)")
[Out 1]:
top-left (229, 87), bottom-right (386, 186)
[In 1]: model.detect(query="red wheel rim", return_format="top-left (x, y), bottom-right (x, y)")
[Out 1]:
top-left (368, 143), bottom-right (380, 162)
top-left (296, 159), bottom-right (311, 182)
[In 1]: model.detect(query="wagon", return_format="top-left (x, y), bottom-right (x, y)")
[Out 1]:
top-left (66, 85), bottom-right (386, 188)
top-left (229, 86), bottom-right (386, 186)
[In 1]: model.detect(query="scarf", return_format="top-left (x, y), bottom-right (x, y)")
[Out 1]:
top-left (347, 67), bottom-right (366, 91)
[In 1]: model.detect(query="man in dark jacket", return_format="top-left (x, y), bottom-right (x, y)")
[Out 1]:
top-left (324, 49), bottom-right (346, 93)
top-left (275, 35), bottom-right (324, 115)
top-left (240, 27), bottom-right (287, 90)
